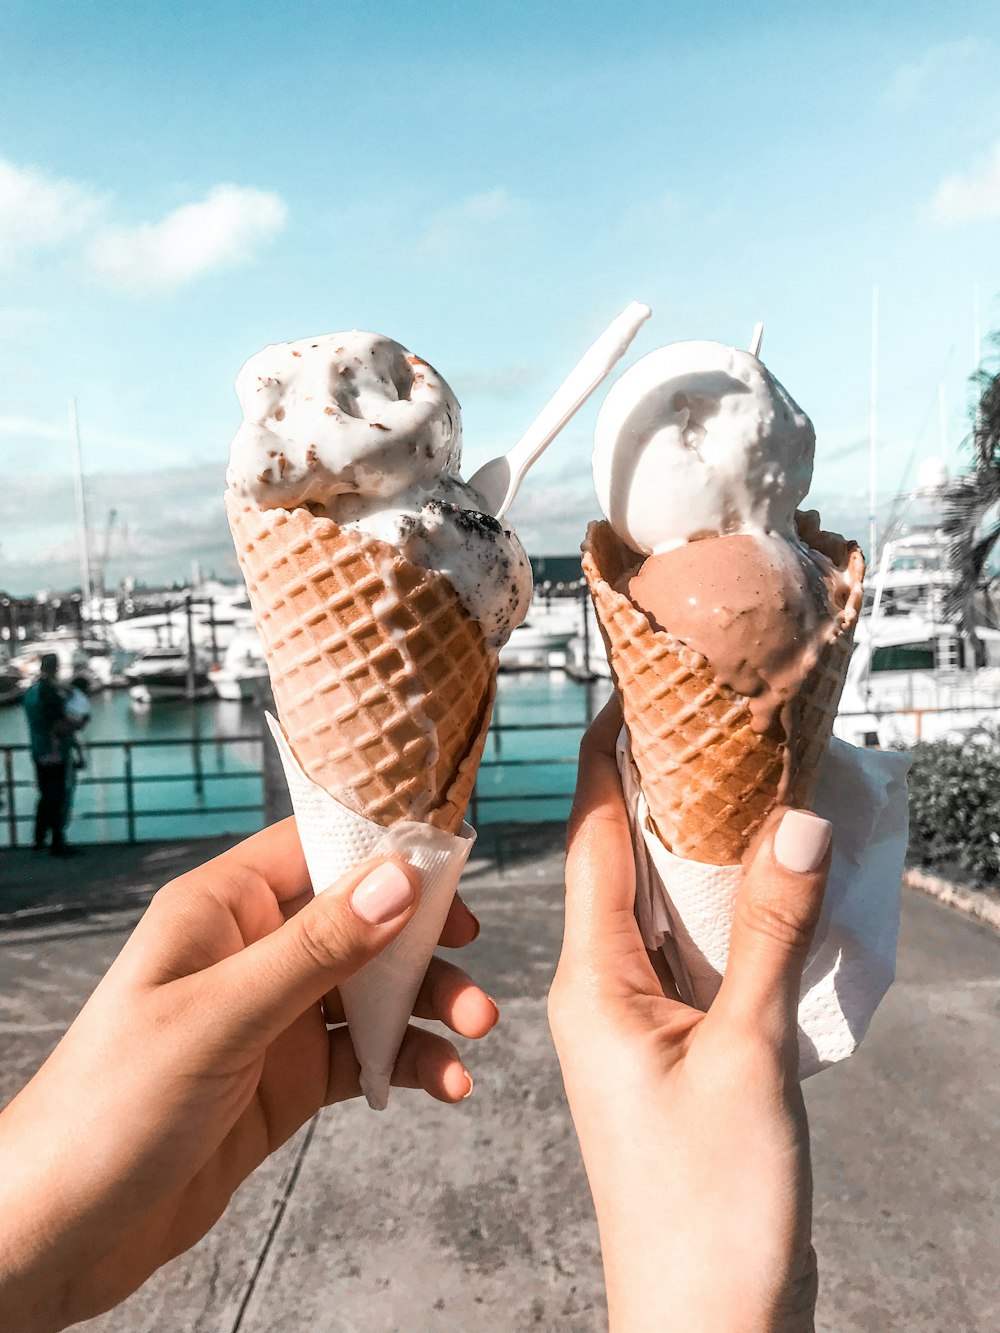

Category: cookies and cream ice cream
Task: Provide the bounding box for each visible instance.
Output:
[227,331,532,651]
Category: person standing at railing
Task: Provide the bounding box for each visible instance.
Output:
[21,653,83,858]
[60,675,92,843]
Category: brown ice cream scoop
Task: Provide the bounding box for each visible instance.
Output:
[583,512,865,864]
[618,528,852,737]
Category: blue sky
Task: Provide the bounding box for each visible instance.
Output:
[1,0,998,592]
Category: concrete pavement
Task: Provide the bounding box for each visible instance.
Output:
[1,829,997,1332]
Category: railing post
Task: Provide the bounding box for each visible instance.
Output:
[4,748,16,848]
[124,742,136,843]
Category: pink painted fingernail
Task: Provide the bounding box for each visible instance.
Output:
[461,1071,474,1099]
[774,811,832,873]
[351,863,415,924]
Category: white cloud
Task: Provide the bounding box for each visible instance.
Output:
[418,187,522,256]
[883,38,984,109]
[928,141,1000,227]
[0,412,180,468]
[85,184,287,294]
[0,157,104,266]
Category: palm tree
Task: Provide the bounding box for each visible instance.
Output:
[943,339,1000,665]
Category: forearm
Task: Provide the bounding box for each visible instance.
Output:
[581,1141,817,1333]
[0,1085,133,1333]
[601,1234,817,1333]
[0,1137,76,1333]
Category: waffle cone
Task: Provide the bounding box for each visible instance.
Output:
[226,494,494,834]
[582,515,865,865]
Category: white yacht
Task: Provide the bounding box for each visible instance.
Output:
[211,629,270,701]
[500,597,580,671]
[0,656,23,705]
[12,633,117,689]
[834,459,1000,748]
[112,583,255,656]
[124,645,214,699]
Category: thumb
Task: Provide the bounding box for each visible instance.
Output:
[212,857,421,1047]
[711,809,831,1048]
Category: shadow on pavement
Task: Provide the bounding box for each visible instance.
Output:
[0,821,570,929]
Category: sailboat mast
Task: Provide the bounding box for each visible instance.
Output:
[868,285,879,562]
[938,383,948,468]
[69,397,95,617]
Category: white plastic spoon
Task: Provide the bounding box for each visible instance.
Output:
[749,322,764,357]
[467,300,652,519]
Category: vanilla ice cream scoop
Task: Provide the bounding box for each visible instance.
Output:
[593,340,815,555]
[226,331,462,509]
[226,330,532,651]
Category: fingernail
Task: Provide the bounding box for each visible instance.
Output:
[774,810,832,873]
[461,1071,474,1099]
[351,863,415,925]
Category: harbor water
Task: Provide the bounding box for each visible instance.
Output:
[0,672,611,848]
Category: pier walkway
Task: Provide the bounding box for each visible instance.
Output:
[2,829,998,1332]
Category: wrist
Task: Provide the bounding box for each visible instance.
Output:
[597,1208,817,1333]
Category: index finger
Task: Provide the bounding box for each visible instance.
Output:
[562,696,653,988]
[566,694,629,846]
[210,817,311,902]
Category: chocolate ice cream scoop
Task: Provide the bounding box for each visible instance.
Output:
[618,529,851,736]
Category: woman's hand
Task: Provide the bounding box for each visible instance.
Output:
[548,701,831,1333]
[0,818,497,1333]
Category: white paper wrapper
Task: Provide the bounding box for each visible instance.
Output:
[267,715,475,1110]
[618,732,912,1077]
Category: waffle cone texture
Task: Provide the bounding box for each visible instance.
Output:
[226,495,494,833]
[582,514,865,865]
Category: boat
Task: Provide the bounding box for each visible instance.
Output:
[211,629,270,701]
[12,632,117,690]
[0,657,23,706]
[124,645,214,699]
[112,583,255,656]
[834,458,1000,748]
[500,598,580,671]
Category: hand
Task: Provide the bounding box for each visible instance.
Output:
[548,702,831,1333]
[0,818,497,1333]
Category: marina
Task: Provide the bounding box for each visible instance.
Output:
[0,668,609,848]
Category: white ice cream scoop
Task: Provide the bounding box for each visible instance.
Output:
[592,339,815,556]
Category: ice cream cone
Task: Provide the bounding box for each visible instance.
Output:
[227,495,497,1108]
[226,493,495,833]
[582,514,865,865]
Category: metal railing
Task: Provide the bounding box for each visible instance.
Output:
[9,696,1000,850]
[1,733,266,849]
[1,720,589,849]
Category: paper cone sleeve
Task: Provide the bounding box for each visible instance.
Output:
[267,717,474,1109]
[582,514,865,865]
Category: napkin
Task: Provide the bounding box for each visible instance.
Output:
[618,732,911,1077]
[267,715,475,1110]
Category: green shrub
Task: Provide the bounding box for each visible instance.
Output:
[908,732,1000,887]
